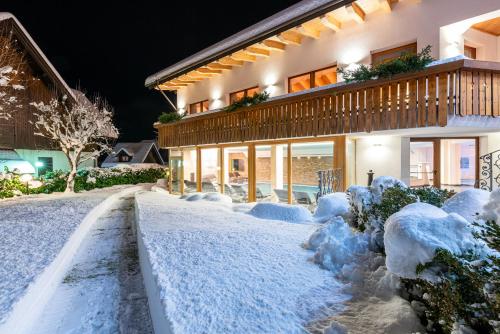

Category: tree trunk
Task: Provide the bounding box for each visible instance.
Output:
[65,164,77,193]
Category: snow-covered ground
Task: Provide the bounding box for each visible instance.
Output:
[136,191,350,333]
[36,192,152,334]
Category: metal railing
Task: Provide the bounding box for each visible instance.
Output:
[316,168,343,200]
[480,149,500,191]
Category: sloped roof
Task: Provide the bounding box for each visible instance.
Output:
[102,140,165,166]
[145,0,352,87]
[0,12,75,100]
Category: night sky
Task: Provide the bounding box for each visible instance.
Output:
[2,1,300,142]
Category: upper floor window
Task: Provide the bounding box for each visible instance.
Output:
[189,100,209,114]
[371,43,417,66]
[288,66,337,93]
[464,45,477,59]
[229,86,259,104]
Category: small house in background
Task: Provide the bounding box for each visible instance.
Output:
[101,140,166,168]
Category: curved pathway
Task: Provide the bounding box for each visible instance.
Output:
[37,193,153,334]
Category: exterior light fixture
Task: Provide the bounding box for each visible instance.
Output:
[35,161,44,167]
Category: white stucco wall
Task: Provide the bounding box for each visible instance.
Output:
[177,0,500,111]
[15,149,96,177]
[353,135,409,186]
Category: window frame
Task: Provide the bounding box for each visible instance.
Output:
[189,99,209,114]
[371,42,418,66]
[464,45,477,59]
[229,86,259,104]
[287,65,337,93]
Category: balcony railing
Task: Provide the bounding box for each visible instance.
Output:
[156,59,500,148]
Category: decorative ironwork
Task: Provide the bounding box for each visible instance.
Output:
[479,150,500,191]
[316,168,343,200]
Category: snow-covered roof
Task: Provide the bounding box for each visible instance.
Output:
[145,0,351,87]
[0,149,21,161]
[101,140,165,166]
[0,12,76,100]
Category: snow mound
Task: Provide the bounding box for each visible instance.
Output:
[151,185,169,193]
[442,189,490,222]
[248,202,312,223]
[306,217,369,272]
[202,192,232,203]
[482,188,500,223]
[385,203,478,279]
[371,176,407,204]
[314,193,350,223]
[184,193,204,201]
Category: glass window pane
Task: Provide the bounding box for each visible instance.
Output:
[440,139,476,192]
[230,91,245,103]
[314,67,337,87]
[202,100,209,111]
[246,87,259,97]
[201,148,220,193]
[372,43,417,65]
[183,148,197,193]
[410,141,434,187]
[256,144,288,202]
[223,146,248,202]
[189,102,201,114]
[169,150,182,194]
[289,73,311,93]
[291,141,334,209]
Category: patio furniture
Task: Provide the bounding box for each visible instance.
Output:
[273,189,290,203]
[184,180,197,192]
[293,191,315,205]
[202,181,218,192]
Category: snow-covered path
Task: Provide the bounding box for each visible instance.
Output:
[36,193,153,334]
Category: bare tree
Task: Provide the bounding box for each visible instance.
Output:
[31,93,118,192]
[0,23,27,119]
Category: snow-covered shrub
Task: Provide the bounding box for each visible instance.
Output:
[0,168,26,198]
[392,194,500,334]
[442,189,490,223]
[347,177,452,251]
[313,192,350,223]
[38,166,166,193]
[482,189,500,224]
[248,202,313,223]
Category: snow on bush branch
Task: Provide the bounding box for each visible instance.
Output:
[31,93,118,192]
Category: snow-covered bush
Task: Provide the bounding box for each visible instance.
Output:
[0,168,25,198]
[389,194,500,333]
[248,202,313,223]
[313,192,350,223]
[442,189,491,223]
[347,177,452,251]
[38,166,166,193]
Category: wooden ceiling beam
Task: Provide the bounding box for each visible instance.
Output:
[206,62,232,70]
[278,30,303,45]
[245,46,271,57]
[231,50,257,62]
[188,70,213,78]
[320,14,342,32]
[180,74,203,82]
[378,0,396,12]
[197,67,222,74]
[218,56,245,66]
[262,39,286,51]
[347,2,365,23]
[170,79,196,85]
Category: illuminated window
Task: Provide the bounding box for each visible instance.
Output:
[288,66,337,93]
[189,100,209,114]
[371,43,417,66]
[464,45,476,59]
[229,86,259,103]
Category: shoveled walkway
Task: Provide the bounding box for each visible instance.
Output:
[37,194,153,334]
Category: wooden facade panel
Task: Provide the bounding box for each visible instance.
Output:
[156,60,500,148]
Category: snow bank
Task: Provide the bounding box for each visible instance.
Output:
[442,189,490,222]
[181,192,232,203]
[305,217,369,272]
[249,202,312,223]
[135,191,348,333]
[482,188,500,223]
[314,193,350,223]
[384,203,480,279]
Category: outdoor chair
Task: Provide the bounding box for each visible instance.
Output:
[183,180,197,193]
[202,181,218,192]
[293,191,315,205]
[273,189,290,203]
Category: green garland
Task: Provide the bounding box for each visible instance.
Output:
[158,111,184,124]
[338,45,434,83]
[224,91,270,112]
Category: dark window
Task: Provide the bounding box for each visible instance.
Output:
[229,86,259,104]
[189,100,209,114]
[118,154,130,162]
[288,66,337,93]
[371,43,418,66]
[231,158,245,172]
[37,157,53,176]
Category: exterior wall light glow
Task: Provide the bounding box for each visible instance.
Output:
[35,161,44,167]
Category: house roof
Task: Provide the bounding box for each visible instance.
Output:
[0,12,75,100]
[102,140,165,166]
[144,0,353,88]
[0,149,21,161]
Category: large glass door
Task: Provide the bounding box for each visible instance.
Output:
[410,139,439,188]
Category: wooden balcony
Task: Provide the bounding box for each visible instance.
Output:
[156,59,500,148]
